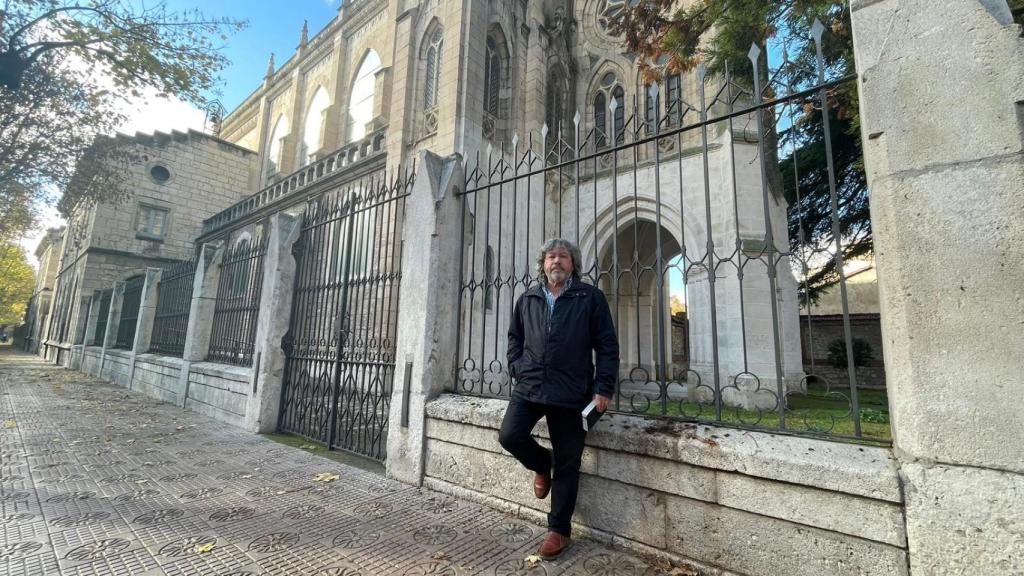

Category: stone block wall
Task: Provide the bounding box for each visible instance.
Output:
[133,355,185,405]
[183,362,251,429]
[100,349,133,388]
[424,394,909,576]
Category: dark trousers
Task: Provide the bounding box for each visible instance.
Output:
[498,397,587,537]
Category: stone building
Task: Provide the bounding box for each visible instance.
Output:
[21,227,64,353]
[212,0,804,410]
[41,130,257,364]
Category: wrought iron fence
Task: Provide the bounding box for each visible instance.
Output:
[278,167,412,461]
[207,235,267,366]
[455,19,887,442]
[114,276,145,349]
[149,260,197,357]
[92,290,112,346]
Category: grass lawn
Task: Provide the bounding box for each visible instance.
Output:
[636,384,891,442]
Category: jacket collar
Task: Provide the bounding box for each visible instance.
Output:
[526,278,586,298]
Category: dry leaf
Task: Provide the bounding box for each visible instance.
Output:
[299,444,317,450]
[525,554,542,566]
[314,473,340,483]
[3,420,16,429]
[194,543,215,554]
[431,551,449,560]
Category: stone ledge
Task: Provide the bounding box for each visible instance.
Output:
[426,394,902,503]
[134,353,186,371]
[189,362,252,382]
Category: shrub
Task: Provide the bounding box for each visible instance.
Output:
[827,337,874,368]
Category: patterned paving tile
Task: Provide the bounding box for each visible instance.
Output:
[0,351,667,576]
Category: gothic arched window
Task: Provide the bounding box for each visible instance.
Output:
[593,72,623,149]
[348,51,382,143]
[266,114,290,178]
[422,26,444,136]
[484,36,500,118]
[301,87,330,165]
[666,74,682,126]
[594,92,608,149]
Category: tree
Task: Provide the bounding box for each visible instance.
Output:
[0,0,245,237]
[0,242,35,326]
[612,0,868,301]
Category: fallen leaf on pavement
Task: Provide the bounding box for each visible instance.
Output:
[525,555,542,566]
[314,473,340,483]
[194,543,215,554]
[3,420,15,429]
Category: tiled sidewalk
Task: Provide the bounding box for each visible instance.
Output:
[0,349,666,575]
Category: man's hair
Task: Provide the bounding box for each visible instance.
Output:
[535,238,583,284]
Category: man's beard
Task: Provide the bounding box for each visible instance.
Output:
[546,268,569,285]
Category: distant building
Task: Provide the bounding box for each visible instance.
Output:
[20,227,64,353]
[40,130,257,363]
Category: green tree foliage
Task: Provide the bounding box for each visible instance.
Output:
[0,0,245,236]
[0,243,35,326]
[612,0,868,301]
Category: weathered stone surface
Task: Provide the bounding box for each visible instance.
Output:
[902,461,1024,576]
[428,403,905,546]
[852,0,1024,474]
[665,495,909,576]
[386,151,465,485]
[428,394,902,502]
[247,212,301,434]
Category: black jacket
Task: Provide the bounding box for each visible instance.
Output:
[507,280,619,409]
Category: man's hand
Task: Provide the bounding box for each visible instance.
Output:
[593,394,612,412]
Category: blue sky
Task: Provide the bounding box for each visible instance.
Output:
[168,0,341,111]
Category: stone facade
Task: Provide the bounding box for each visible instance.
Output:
[41,130,257,360]
[21,227,64,353]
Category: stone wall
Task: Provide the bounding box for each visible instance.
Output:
[133,355,185,405]
[424,394,908,576]
[100,349,133,388]
[183,363,251,430]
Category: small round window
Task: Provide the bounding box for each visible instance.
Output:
[150,164,171,183]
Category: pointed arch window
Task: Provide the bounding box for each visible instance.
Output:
[424,28,443,109]
[266,114,290,178]
[421,26,444,136]
[666,74,682,127]
[594,92,608,149]
[347,50,382,143]
[593,72,623,149]
[301,87,330,165]
[484,36,500,118]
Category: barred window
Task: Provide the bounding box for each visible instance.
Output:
[666,74,682,126]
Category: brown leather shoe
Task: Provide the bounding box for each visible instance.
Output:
[533,472,551,499]
[537,531,571,560]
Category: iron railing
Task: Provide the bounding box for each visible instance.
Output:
[92,290,112,346]
[114,276,145,349]
[278,167,412,461]
[149,260,197,357]
[454,19,887,442]
[200,128,387,236]
[207,236,267,366]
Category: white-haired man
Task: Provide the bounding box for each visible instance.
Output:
[499,238,620,559]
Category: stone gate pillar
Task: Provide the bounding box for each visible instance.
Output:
[178,243,225,407]
[386,151,464,485]
[246,213,302,433]
[851,1,1024,573]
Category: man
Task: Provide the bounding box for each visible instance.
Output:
[499,238,619,560]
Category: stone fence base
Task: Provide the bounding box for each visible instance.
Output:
[70,345,254,431]
[424,394,909,576]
